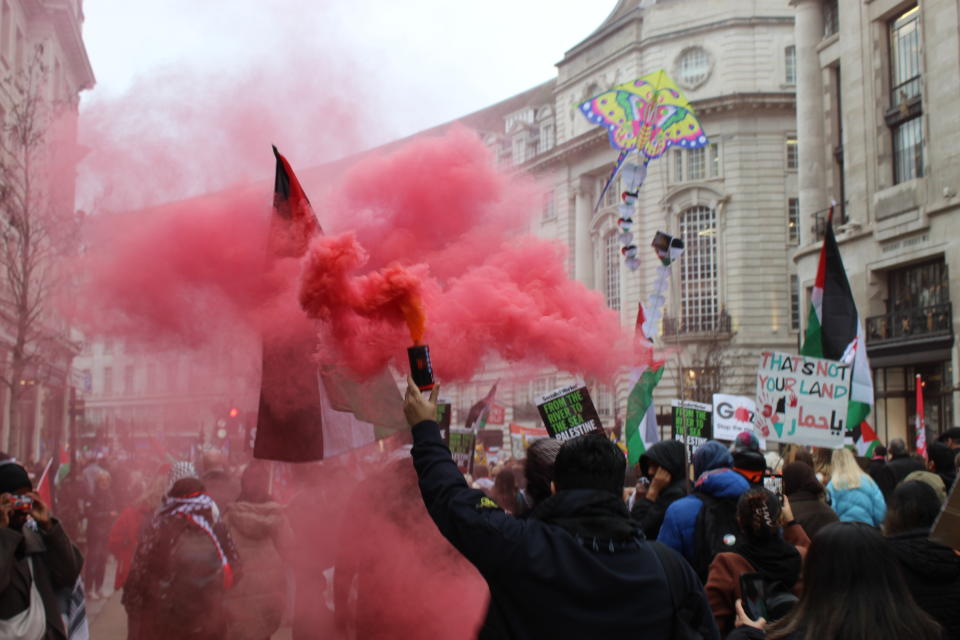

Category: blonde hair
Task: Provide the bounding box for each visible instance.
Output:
[830,447,863,490]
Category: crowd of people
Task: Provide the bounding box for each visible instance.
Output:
[0,393,957,639]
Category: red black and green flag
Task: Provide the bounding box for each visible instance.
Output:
[799,206,878,455]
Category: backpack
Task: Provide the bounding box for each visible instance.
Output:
[650,542,710,640]
[692,491,741,582]
[154,527,225,637]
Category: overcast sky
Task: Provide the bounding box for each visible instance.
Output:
[81,1,615,140]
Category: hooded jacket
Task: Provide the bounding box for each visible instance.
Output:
[630,440,688,540]
[222,501,290,640]
[411,420,720,640]
[657,442,750,565]
[887,529,960,639]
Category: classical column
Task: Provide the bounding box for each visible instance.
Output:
[572,178,595,288]
[794,0,829,240]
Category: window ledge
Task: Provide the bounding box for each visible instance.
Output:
[817,33,840,53]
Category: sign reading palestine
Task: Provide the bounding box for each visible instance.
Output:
[671,399,713,460]
[536,383,604,442]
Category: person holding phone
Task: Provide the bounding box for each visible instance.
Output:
[630,439,688,540]
[705,488,809,635]
[726,522,941,640]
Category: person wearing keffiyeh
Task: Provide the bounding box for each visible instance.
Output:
[122,477,241,640]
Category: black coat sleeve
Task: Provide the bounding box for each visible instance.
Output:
[39,520,83,590]
[410,420,527,578]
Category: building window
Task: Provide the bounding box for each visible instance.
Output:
[823,0,839,38]
[888,6,923,185]
[673,150,684,182]
[786,136,798,170]
[788,198,800,244]
[103,367,113,395]
[785,45,797,84]
[539,123,555,153]
[708,142,721,178]
[679,206,718,331]
[677,47,711,88]
[512,136,525,165]
[542,190,556,221]
[682,367,720,404]
[124,365,135,395]
[604,232,621,311]
[600,176,620,209]
[790,275,801,331]
[687,147,705,180]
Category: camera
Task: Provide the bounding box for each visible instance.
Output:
[11,495,32,512]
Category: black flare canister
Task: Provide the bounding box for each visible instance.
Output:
[408,344,435,391]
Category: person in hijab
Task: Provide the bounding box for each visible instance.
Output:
[781,462,838,539]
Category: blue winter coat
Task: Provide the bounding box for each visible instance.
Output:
[826,474,886,527]
[657,468,750,564]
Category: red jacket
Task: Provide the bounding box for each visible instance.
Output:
[108,505,150,589]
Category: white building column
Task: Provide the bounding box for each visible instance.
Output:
[794,0,828,239]
[572,178,595,288]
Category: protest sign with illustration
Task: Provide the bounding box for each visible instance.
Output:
[449,428,477,474]
[755,351,850,448]
[712,393,763,445]
[509,423,550,458]
[536,383,603,442]
[671,400,712,460]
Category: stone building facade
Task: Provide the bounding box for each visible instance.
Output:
[445,0,802,440]
[792,0,960,445]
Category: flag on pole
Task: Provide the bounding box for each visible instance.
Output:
[36,458,53,508]
[54,445,70,486]
[916,373,927,460]
[254,146,405,462]
[800,205,878,456]
[625,303,665,466]
[465,382,498,431]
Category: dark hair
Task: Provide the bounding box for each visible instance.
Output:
[169,477,206,498]
[553,434,625,496]
[524,438,561,506]
[767,522,941,640]
[873,445,888,458]
[736,488,781,542]
[884,480,942,535]
[927,442,955,474]
[782,461,824,498]
[889,438,908,457]
[239,461,272,504]
[492,468,519,515]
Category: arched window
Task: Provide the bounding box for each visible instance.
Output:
[679,206,718,331]
[604,231,621,311]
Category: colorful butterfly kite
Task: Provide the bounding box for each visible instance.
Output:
[579,70,708,269]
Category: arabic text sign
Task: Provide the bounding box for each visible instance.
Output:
[755,351,850,448]
[671,400,713,460]
[536,384,603,442]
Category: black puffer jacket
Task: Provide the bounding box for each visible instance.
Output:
[878,455,924,501]
[631,440,689,540]
[887,528,960,639]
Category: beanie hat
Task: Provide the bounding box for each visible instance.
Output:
[733,431,761,453]
[167,461,197,491]
[0,459,32,494]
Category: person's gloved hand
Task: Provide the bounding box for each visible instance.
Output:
[404,375,440,427]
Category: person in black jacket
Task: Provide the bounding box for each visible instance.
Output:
[885,480,960,639]
[866,445,887,487]
[404,377,720,640]
[781,462,837,540]
[877,438,923,502]
[630,439,688,539]
[927,441,957,491]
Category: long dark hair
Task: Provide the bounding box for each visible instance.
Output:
[767,522,941,640]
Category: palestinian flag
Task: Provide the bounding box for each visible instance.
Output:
[799,206,878,456]
[254,147,405,462]
[625,303,665,466]
[465,382,498,431]
[54,446,70,486]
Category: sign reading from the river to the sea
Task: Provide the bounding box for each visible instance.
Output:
[536,383,604,442]
[671,400,713,460]
[755,351,850,448]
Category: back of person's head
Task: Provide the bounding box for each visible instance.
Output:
[829,447,862,490]
[873,445,888,459]
[736,488,781,543]
[941,427,960,445]
[492,467,519,514]
[524,438,561,506]
[885,480,942,535]
[901,470,946,503]
[693,440,733,478]
[927,441,954,474]
[889,438,908,457]
[782,461,823,497]
[767,522,941,640]
[239,460,272,504]
[0,454,31,495]
[554,434,625,496]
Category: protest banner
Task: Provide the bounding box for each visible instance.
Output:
[509,423,550,458]
[449,427,477,475]
[477,428,504,449]
[755,351,850,448]
[487,404,506,425]
[671,400,712,460]
[437,401,452,444]
[712,394,764,446]
[536,383,604,442]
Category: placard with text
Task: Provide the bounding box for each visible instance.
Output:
[671,400,713,460]
[755,351,850,448]
[449,427,477,475]
[535,384,604,442]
